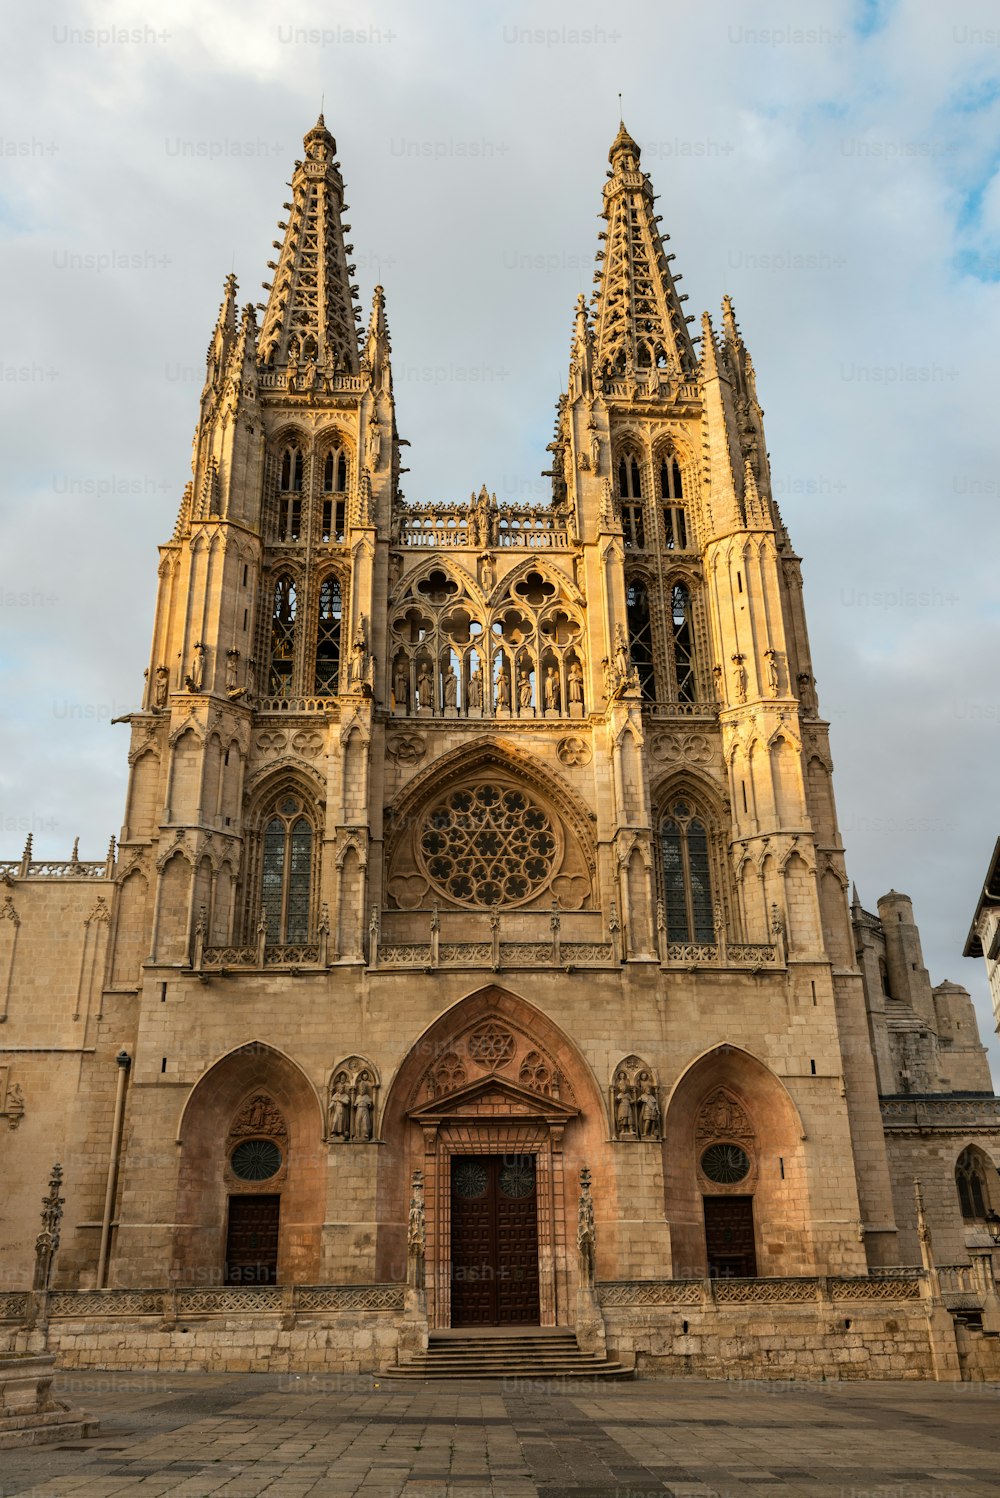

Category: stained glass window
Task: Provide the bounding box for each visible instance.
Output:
[660,803,714,942]
[260,798,312,942]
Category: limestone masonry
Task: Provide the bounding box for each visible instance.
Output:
[2,117,998,1381]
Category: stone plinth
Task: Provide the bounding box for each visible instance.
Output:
[0,1354,98,1449]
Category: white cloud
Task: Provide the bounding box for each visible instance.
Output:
[1,0,998,1074]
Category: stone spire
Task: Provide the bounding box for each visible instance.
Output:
[257,115,362,374]
[591,123,697,382]
[203,273,239,395]
[363,283,392,393]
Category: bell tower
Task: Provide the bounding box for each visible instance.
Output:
[118,116,399,973]
[548,122,898,1260]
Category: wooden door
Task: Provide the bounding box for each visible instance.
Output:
[704,1194,757,1278]
[225,1194,280,1285]
[450,1156,540,1326]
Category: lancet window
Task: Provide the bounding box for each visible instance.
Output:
[321,443,349,544]
[260,795,313,943]
[389,565,585,719]
[314,575,343,694]
[956,1147,992,1221]
[670,582,696,701]
[659,453,688,550]
[617,452,645,550]
[625,577,656,700]
[268,577,297,697]
[660,798,714,943]
[278,445,304,542]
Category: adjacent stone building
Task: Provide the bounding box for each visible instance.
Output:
[1,118,997,1377]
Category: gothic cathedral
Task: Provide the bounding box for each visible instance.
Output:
[3,118,999,1379]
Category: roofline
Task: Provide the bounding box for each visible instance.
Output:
[963,835,1000,958]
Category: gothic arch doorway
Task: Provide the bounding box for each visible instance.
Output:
[663,1045,812,1279]
[174,1042,325,1286]
[377,986,609,1328]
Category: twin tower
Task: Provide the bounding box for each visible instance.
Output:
[3,116,912,1315]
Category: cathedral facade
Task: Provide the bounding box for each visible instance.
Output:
[2,118,999,1378]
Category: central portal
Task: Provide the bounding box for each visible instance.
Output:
[450,1155,540,1326]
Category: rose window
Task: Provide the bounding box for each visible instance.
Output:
[468,1023,516,1067]
[230,1140,282,1182]
[700,1143,751,1185]
[418,785,558,906]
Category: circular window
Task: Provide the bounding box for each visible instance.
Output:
[452,1160,488,1199]
[701,1143,751,1185]
[418,783,559,906]
[230,1139,282,1181]
[499,1158,536,1199]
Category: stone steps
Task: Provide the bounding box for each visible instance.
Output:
[383,1330,633,1381]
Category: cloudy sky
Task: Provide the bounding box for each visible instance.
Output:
[1,0,998,1071]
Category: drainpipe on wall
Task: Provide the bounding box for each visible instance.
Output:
[96,1049,131,1289]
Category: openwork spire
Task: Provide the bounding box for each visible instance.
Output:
[257,116,362,374]
[591,123,696,382]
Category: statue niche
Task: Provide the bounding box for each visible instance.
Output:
[610,1055,661,1141]
[327,1056,380,1143]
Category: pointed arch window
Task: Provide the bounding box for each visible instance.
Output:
[314,575,343,694]
[661,799,714,942]
[261,795,312,943]
[269,577,297,697]
[617,453,645,549]
[626,578,656,700]
[322,444,348,543]
[670,582,696,702]
[660,454,688,550]
[278,445,304,541]
[956,1147,993,1221]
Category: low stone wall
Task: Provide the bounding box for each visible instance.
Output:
[3,1276,999,1381]
[1,1285,404,1376]
[50,1314,400,1375]
[598,1275,997,1382]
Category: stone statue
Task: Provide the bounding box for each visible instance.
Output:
[732,656,747,705]
[589,424,601,473]
[349,618,369,687]
[480,552,496,592]
[154,666,169,709]
[417,661,433,710]
[577,1166,596,1289]
[468,665,483,709]
[496,665,511,710]
[613,626,630,688]
[639,1082,660,1139]
[188,643,205,693]
[615,1082,635,1138]
[518,670,533,710]
[366,416,381,470]
[765,650,779,696]
[393,659,408,710]
[329,1077,352,1140]
[353,1080,373,1142]
[443,662,458,708]
[544,666,560,713]
[568,660,584,706]
[225,650,239,693]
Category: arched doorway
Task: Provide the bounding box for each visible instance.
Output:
[174,1042,325,1286]
[377,986,610,1328]
[664,1045,813,1279]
